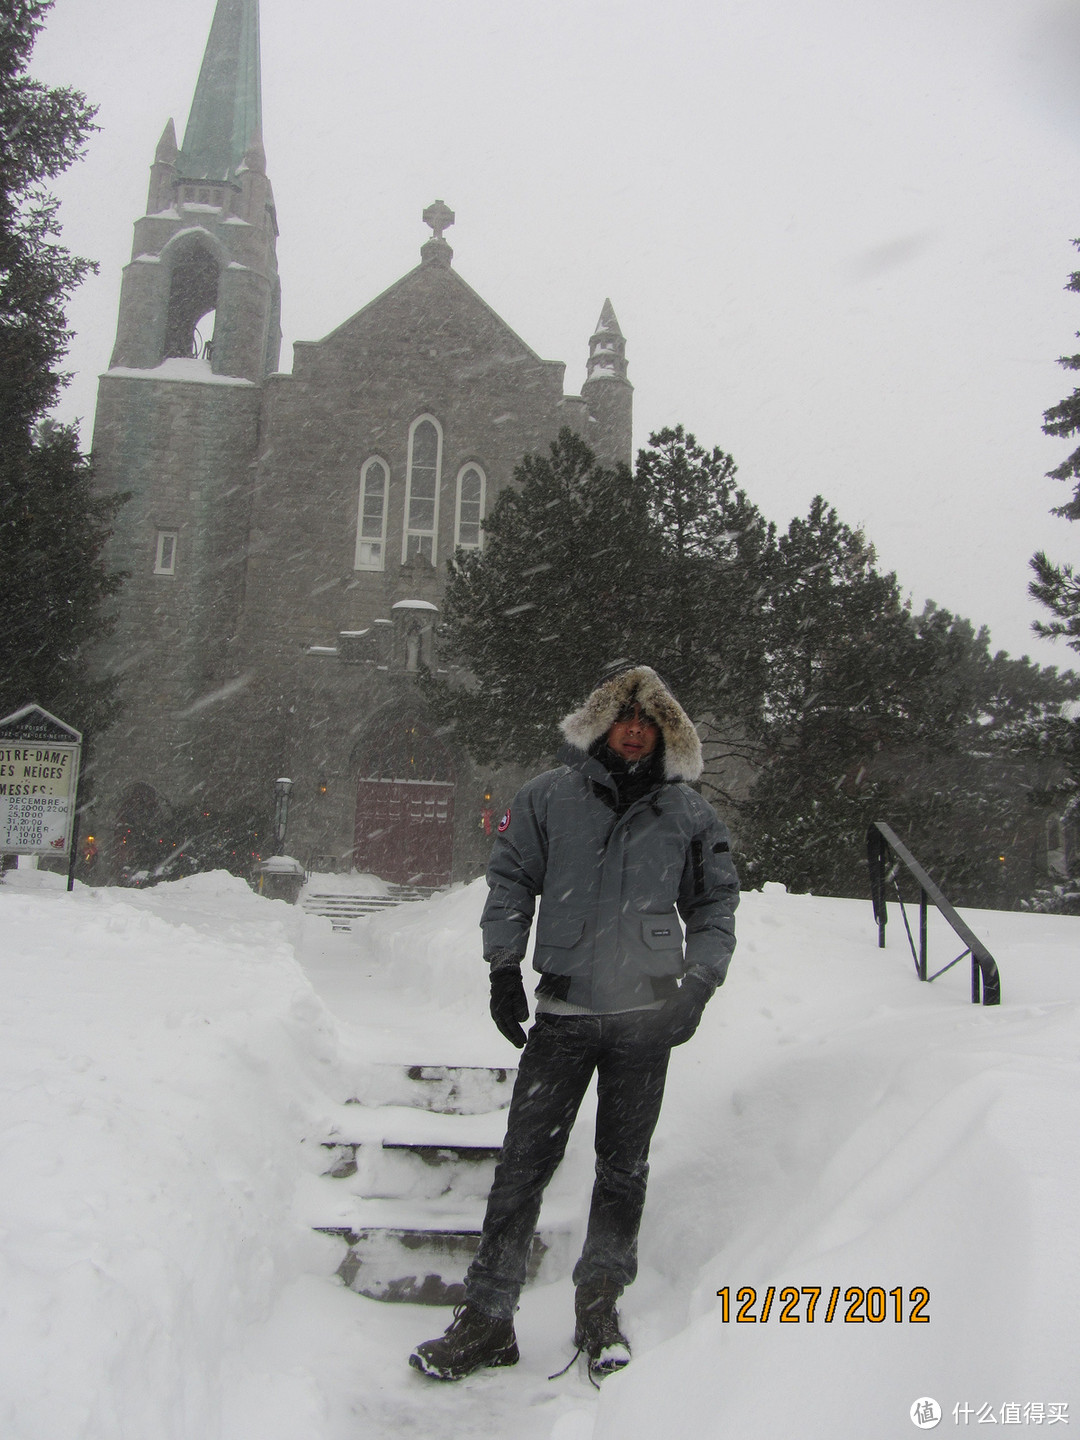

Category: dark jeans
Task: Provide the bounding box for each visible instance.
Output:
[464,1011,672,1320]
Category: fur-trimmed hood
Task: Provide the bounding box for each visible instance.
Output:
[559,665,704,783]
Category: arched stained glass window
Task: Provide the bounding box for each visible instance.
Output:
[455,464,485,549]
[403,417,442,564]
[355,457,389,570]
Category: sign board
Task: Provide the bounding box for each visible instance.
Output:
[0,705,82,856]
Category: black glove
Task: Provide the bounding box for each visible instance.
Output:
[654,972,715,1048]
[489,962,529,1048]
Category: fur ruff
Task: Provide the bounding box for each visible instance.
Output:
[560,666,703,782]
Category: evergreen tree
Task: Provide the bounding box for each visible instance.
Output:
[0,0,123,737]
[0,1,96,438]
[910,604,1078,749]
[634,426,771,784]
[430,430,656,767]
[0,420,125,727]
[1024,241,1080,909]
[1029,240,1080,653]
[738,497,921,894]
[1017,711,1080,915]
[888,607,1079,908]
[741,542,1080,906]
[1039,241,1080,525]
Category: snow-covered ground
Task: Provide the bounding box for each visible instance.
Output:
[0,866,1076,1439]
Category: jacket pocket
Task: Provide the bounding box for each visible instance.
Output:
[534,911,587,976]
[634,913,685,976]
[536,912,586,948]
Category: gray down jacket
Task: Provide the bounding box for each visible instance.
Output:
[480,666,740,1013]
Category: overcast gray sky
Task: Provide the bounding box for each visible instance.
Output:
[32,0,1080,668]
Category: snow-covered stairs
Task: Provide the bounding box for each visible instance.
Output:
[311,1064,573,1304]
[300,884,432,931]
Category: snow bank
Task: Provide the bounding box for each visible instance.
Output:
[595,895,1080,1440]
[349,879,492,1013]
[0,870,344,1440]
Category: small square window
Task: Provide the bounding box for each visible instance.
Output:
[154,531,178,575]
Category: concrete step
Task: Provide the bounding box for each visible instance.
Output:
[322,1103,507,1195]
[345,1063,516,1115]
[313,1196,574,1306]
[323,1140,501,1200]
[300,894,400,930]
[329,1227,554,1306]
[300,884,434,931]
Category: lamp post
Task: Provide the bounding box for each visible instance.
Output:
[273,776,293,852]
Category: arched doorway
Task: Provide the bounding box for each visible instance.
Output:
[353,711,456,886]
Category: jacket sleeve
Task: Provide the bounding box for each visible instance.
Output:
[480,776,551,960]
[676,796,740,988]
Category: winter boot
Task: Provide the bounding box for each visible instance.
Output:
[409,1303,519,1381]
[574,1278,631,1381]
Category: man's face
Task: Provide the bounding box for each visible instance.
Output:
[605,703,660,762]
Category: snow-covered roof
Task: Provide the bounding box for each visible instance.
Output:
[391,599,439,612]
[256,855,303,873]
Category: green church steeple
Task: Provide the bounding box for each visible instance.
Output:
[177,0,262,182]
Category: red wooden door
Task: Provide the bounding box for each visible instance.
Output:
[353,779,455,887]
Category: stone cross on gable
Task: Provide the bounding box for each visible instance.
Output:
[423,200,455,241]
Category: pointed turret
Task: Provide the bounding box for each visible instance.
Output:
[584,299,629,383]
[176,0,262,183]
[155,118,178,165]
[146,119,178,214]
[581,299,632,465]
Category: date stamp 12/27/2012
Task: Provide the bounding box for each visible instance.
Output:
[716,1285,930,1324]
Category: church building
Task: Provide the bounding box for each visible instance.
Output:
[88,0,633,887]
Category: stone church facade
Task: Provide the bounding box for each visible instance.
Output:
[88,0,632,886]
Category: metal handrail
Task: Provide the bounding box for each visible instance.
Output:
[867,821,1001,1006]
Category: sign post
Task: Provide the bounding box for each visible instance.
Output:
[0,706,83,883]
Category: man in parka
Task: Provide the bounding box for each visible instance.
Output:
[410,664,739,1383]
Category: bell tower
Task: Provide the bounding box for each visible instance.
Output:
[89,0,277,851]
[108,0,279,381]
